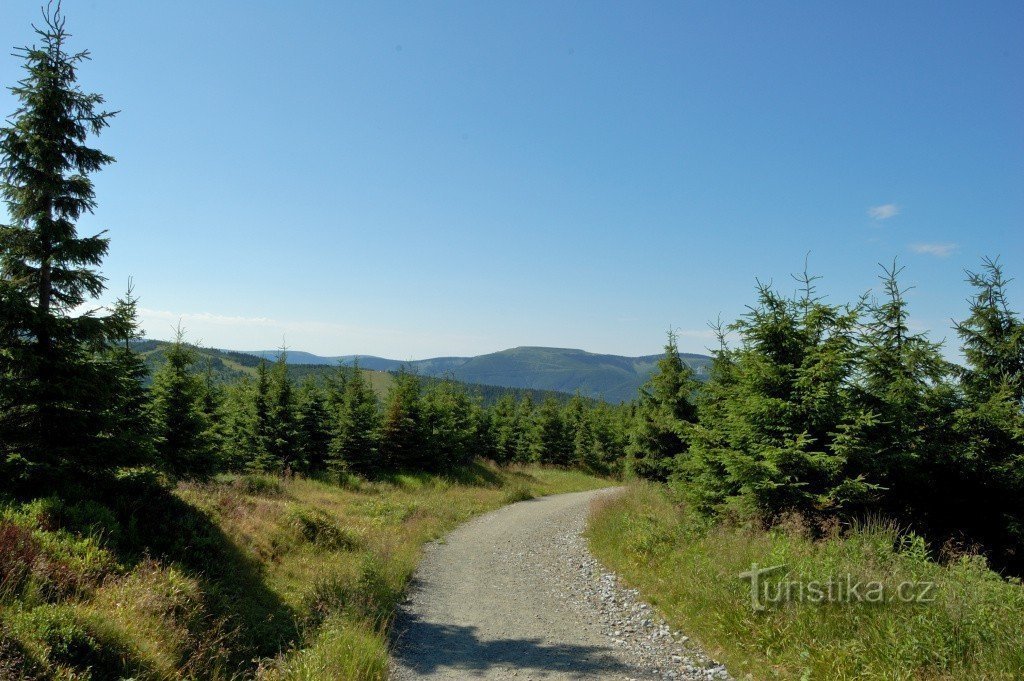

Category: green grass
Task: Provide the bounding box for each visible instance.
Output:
[587,483,1024,681]
[0,462,611,680]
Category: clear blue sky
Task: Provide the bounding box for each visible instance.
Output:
[1,1,1021,359]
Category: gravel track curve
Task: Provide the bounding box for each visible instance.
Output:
[390,488,730,680]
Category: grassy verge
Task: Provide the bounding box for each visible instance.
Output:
[0,462,610,680]
[587,483,1024,681]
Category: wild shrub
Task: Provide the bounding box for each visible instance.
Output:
[239,474,285,497]
[501,484,535,504]
[287,509,361,551]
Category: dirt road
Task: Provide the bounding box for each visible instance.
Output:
[390,488,729,680]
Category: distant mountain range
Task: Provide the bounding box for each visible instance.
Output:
[245,346,713,403]
[133,341,578,406]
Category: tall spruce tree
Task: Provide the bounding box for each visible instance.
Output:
[489,393,520,464]
[951,258,1024,569]
[296,377,331,474]
[379,368,424,470]
[422,379,477,471]
[150,331,217,480]
[843,263,957,520]
[514,394,537,463]
[329,363,380,476]
[564,392,598,470]
[533,396,571,465]
[267,350,297,469]
[684,277,865,518]
[0,5,121,486]
[101,283,155,466]
[244,360,277,472]
[956,258,1024,403]
[626,331,699,481]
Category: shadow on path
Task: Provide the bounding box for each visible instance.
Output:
[392,614,644,679]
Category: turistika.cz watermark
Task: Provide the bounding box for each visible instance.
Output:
[738,563,936,611]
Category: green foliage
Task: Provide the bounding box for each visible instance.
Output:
[421,379,478,471]
[4,603,145,679]
[627,331,700,481]
[296,378,332,474]
[532,396,571,465]
[99,284,157,467]
[286,508,361,551]
[378,369,424,470]
[683,273,866,518]
[636,259,1024,574]
[330,363,380,476]
[268,350,299,469]
[0,6,133,491]
[150,330,218,481]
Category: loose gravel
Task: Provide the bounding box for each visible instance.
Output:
[390,488,731,680]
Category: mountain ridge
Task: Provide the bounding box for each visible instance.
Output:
[244,345,713,403]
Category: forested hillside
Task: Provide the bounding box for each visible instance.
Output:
[247,346,714,403]
[137,340,586,407]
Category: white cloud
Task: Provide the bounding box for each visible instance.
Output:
[139,308,277,327]
[868,203,900,221]
[909,242,958,258]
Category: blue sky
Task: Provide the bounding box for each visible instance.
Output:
[1,1,1021,359]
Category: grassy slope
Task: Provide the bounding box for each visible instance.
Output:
[0,464,610,680]
[588,484,1024,681]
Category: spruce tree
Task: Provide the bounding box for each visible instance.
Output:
[100,283,155,467]
[533,396,571,465]
[0,6,120,486]
[514,394,538,463]
[844,263,956,520]
[221,377,254,471]
[422,379,476,471]
[296,378,332,474]
[684,276,865,518]
[626,331,699,481]
[246,360,277,471]
[956,258,1024,403]
[329,362,380,476]
[951,258,1024,569]
[150,331,217,480]
[564,392,598,470]
[379,368,424,470]
[198,360,227,455]
[489,393,520,464]
[267,350,297,469]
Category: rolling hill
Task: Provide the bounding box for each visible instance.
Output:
[247,346,713,403]
[133,341,582,406]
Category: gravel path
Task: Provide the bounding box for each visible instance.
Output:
[390,488,731,680]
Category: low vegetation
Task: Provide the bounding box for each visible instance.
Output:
[0,463,609,679]
[589,484,1024,680]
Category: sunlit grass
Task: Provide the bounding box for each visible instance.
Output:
[587,483,1024,681]
[0,462,611,679]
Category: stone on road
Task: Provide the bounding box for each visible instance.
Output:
[390,488,730,680]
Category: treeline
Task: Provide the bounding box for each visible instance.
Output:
[148,339,631,481]
[628,262,1024,573]
[136,339,585,407]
